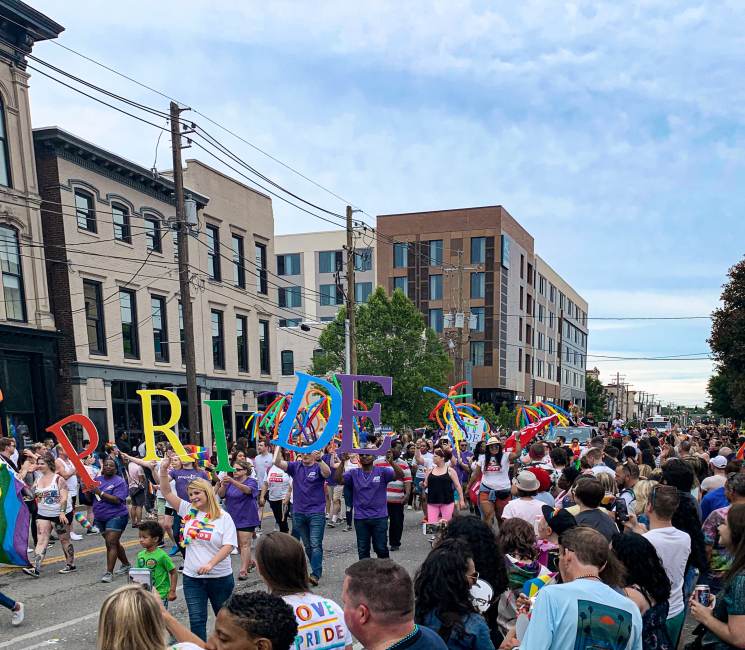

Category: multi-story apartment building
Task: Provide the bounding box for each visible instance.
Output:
[537,257,589,410]
[0,3,63,443]
[34,130,277,447]
[274,230,376,392]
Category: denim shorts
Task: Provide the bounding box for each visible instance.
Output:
[94,514,129,532]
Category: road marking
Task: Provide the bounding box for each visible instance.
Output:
[0,540,141,575]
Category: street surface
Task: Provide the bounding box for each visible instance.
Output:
[0,510,429,649]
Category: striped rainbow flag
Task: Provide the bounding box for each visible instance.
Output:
[0,463,30,567]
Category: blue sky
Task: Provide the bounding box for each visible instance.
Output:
[29,1,743,405]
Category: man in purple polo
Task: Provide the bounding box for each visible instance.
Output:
[274,449,330,584]
[334,446,404,559]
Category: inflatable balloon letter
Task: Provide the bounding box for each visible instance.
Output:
[138,389,192,462]
[45,414,100,490]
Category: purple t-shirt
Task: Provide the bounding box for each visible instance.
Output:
[455,450,473,485]
[92,474,129,521]
[343,466,395,520]
[223,477,260,528]
[286,461,327,514]
[169,468,210,500]
[323,453,337,486]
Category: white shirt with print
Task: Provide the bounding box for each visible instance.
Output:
[177,500,237,579]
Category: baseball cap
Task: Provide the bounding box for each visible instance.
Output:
[541,505,577,536]
[711,455,728,469]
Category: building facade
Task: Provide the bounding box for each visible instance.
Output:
[274,230,376,392]
[34,130,277,447]
[0,3,63,444]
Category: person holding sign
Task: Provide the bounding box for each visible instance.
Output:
[159,454,237,641]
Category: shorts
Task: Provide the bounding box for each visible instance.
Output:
[129,487,146,507]
[414,477,425,495]
[165,507,176,517]
[94,514,129,532]
[78,490,94,507]
[479,485,511,502]
[332,485,344,500]
[37,513,71,534]
[156,497,167,516]
[236,526,256,533]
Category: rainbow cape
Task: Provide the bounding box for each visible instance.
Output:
[0,463,30,566]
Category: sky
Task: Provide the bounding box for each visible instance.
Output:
[27,1,744,406]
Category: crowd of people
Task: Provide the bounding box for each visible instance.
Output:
[1,416,745,649]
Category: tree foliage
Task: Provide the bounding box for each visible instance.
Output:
[585,373,609,420]
[708,257,745,420]
[311,287,452,429]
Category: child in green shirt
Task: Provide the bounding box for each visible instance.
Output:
[136,521,177,607]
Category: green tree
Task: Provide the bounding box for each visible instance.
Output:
[495,403,514,432]
[476,402,499,431]
[311,287,452,429]
[708,257,745,421]
[585,373,609,420]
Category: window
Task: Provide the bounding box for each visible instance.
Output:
[281,350,294,376]
[320,316,334,322]
[428,308,443,333]
[470,307,484,333]
[549,285,556,303]
[527,294,533,316]
[232,234,245,288]
[144,217,161,253]
[537,359,544,377]
[320,284,343,306]
[259,319,270,374]
[211,309,225,370]
[520,286,524,310]
[112,203,131,243]
[0,99,10,187]
[539,275,546,296]
[527,263,533,285]
[355,282,372,303]
[429,274,443,300]
[236,315,248,372]
[83,279,106,354]
[549,311,555,328]
[178,302,185,361]
[525,353,532,375]
[520,255,524,279]
[548,363,554,380]
[538,304,544,323]
[278,286,302,308]
[255,243,268,294]
[0,225,25,321]
[560,293,565,310]
[470,272,485,299]
[75,190,96,232]
[470,341,485,366]
[319,250,343,274]
[279,318,301,328]
[470,237,485,264]
[393,243,408,268]
[428,240,443,267]
[518,317,523,341]
[518,348,522,372]
[526,323,532,345]
[354,248,372,272]
[119,289,138,359]
[548,337,554,354]
[393,276,407,296]
[151,295,169,362]
[538,332,544,350]
[277,253,300,276]
[206,225,221,281]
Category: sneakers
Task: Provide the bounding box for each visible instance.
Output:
[11,602,24,627]
[177,565,184,573]
[327,521,336,529]
[70,532,83,541]
[89,526,100,534]
[100,572,113,583]
[345,525,352,532]
[113,564,131,576]
[309,574,319,586]
[22,567,39,579]
[168,545,181,557]
[390,545,401,552]
[58,564,76,574]
[406,505,413,510]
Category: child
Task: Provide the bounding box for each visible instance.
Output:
[135,521,177,607]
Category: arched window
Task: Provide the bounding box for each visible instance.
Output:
[74,189,96,232]
[112,202,131,243]
[0,225,25,321]
[0,98,11,188]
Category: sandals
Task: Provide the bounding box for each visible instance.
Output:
[238,571,249,581]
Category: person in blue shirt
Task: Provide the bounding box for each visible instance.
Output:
[414,538,495,650]
[520,526,642,650]
[702,485,729,522]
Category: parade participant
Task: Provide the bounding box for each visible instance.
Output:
[22,454,75,578]
[0,591,23,627]
[169,454,210,559]
[572,476,619,541]
[536,506,577,571]
[255,531,353,650]
[373,442,412,551]
[423,448,465,524]
[334,445,404,559]
[470,436,521,526]
[253,439,274,488]
[216,459,259,580]
[54,444,82,541]
[611,533,674,650]
[342,452,360,531]
[159,455,237,641]
[701,459,737,521]
[77,454,101,534]
[414,538,495,649]
[136,521,177,607]
[259,450,292,533]
[92,457,131,582]
[274,449,330,584]
[585,447,616,477]
[97,585,203,650]
[414,439,434,513]
[616,461,639,511]
[126,452,147,528]
[323,443,342,527]
[0,437,18,471]
[343,558,447,650]
[689,503,745,648]
[454,439,473,489]
[502,470,545,525]
[520,527,643,649]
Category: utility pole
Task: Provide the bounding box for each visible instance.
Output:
[345,205,357,378]
[444,250,479,382]
[170,102,200,446]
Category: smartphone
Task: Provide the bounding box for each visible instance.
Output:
[128,567,153,591]
[614,498,629,525]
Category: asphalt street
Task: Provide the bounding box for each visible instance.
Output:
[0,509,431,649]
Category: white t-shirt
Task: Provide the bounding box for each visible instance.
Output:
[177,499,238,579]
[416,452,433,479]
[502,497,545,525]
[476,452,511,491]
[591,464,616,478]
[265,466,292,501]
[643,526,691,618]
[254,452,274,485]
[170,644,203,650]
[283,592,352,650]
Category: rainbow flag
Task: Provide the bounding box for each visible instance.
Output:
[0,463,30,567]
